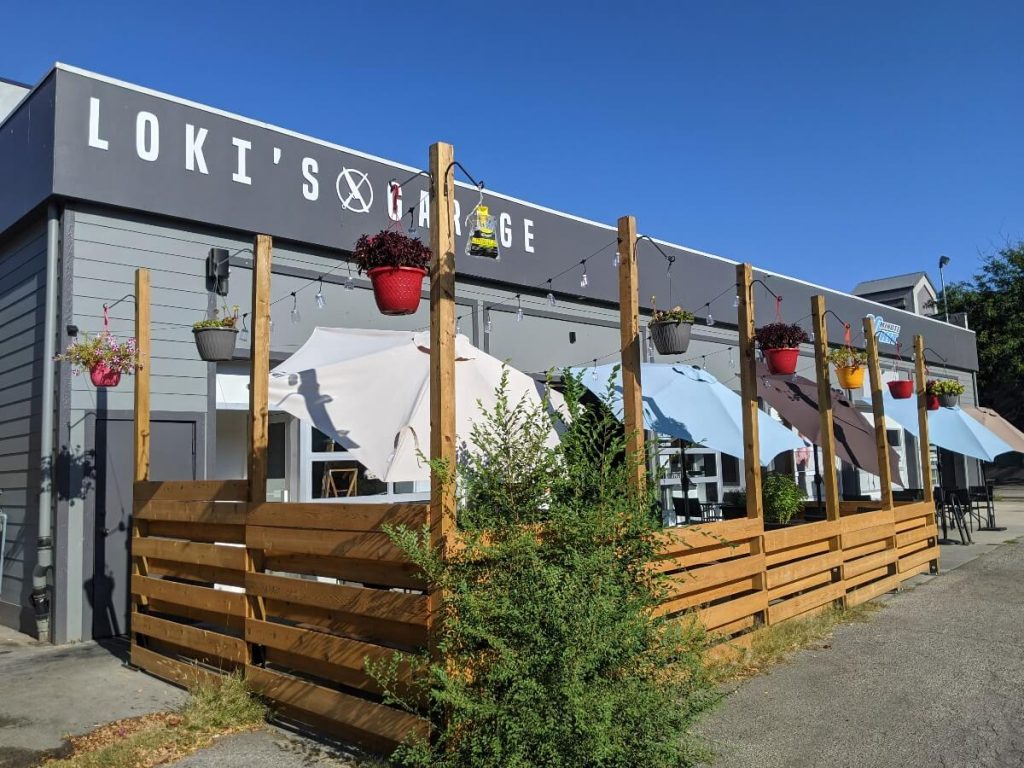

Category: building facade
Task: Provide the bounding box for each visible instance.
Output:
[0,64,981,643]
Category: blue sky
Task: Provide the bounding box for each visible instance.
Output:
[4,1,1021,291]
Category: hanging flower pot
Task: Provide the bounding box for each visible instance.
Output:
[927,394,941,411]
[648,304,695,355]
[352,230,432,317]
[192,305,240,362]
[90,362,121,387]
[56,331,138,389]
[755,323,809,376]
[931,379,965,408]
[888,380,914,399]
[367,266,428,315]
[827,347,867,390]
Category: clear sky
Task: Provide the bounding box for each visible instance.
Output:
[3,1,1021,291]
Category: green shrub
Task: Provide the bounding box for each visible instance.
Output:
[372,369,716,767]
[761,472,807,524]
[930,379,965,396]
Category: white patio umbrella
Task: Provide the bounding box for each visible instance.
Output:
[268,328,561,483]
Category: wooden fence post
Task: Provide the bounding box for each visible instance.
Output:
[810,297,841,522]
[736,264,762,520]
[617,216,645,494]
[131,269,152,633]
[914,334,939,574]
[428,142,457,651]
[863,317,894,509]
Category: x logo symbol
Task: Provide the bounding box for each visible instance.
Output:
[335,168,374,213]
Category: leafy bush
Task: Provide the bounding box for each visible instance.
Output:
[930,379,965,396]
[55,332,138,375]
[193,304,239,330]
[352,230,432,273]
[723,489,747,508]
[761,472,807,524]
[826,347,867,368]
[755,322,809,350]
[372,369,716,768]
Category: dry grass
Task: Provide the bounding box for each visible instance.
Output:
[44,672,266,768]
[707,602,882,682]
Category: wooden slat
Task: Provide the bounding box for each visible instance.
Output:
[811,296,841,521]
[248,619,400,693]
[657,576,758,617]
[247,502,427,531]
[133,538,247,570]
[768,581,844,624]
[767,569,833,601]
[844,565,890,590]
[262,599,426,650]
[617,214,646,493]
[895,515,933,533]
[697,590,767,631]
[842,523,895,550]
[131,643,222,689]
[145,520,245,544]
[737,264,764,520]
[763,520,838,552]
[133,612,246,663]
[248,233,272,504]
[765,538,831,568]
[894,500,935,523]
[898,561,931,580]
[263,554,424,590]
[246,665,429,753]
[247,526,407,562]
[247,573,426,626]
[844,548,896,580]
[898,546,939,574]
[765,550,843,590]
[847,573,900,606]
[838,500,885,513]
[134,480,249,503]
[895,526,933,549]
[134,269,151,482]
[656,518,762,554]
[708,614,757,639]
[146,560,245,589]
[653,541,754,573]
[842,538,889,562]
[663,554,765,599]
[135,500,247,525]
[840,508,894,533]
[132,575,247,617]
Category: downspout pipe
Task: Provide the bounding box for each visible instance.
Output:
[33,203,60,642]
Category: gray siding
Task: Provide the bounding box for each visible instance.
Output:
[0,221,46,634]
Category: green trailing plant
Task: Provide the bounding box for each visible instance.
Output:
[754,322,809,350]
[55,332,138,375]
[352,229,432,273]
[761,472,807,524]
[826,347,867,368]
[371,369,716,768]
[723,489,747,508]
[192,304,240,330]
[930,379,965,396]
[650,296,695,325]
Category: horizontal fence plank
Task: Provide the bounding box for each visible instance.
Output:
[839,500,885,514]
[898,546,939,574]
[147,560,246,589]
[133,612,246,664]
[248,502,428,531]
[656,518,762,556]
[658,575,758,617]
[844,548,896,580]
[653,541,754,574]
[842,523,895,551]
[245,665,429,753]
[148,599,245,633]
[895,526,934,550]
[247,619,399,694]
[697,590,767,631]
[262,599,427,650]
[135,500,247,525]
[146,520,246,545]
[133,538,247,571]
[263,554,424,591]
[894,501,936,523]
[844,564,891,590]
[768,581,844,624]
[847,573,900,606]
[663,554,765,599]
[765,538,831,568]
[247,526,407,562]
[135,480,249,503]
[131,642,223,689]
[765,550,843,590]
[132,575,247,617]
[247,573,426,626]
[763,520,838,552]
[767,569,834,602]
[840,509,895,533]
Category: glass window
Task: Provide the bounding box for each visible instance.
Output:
[722,454,740,485]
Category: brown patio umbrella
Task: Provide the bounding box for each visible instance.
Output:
[755,362,901,482]
[962,406,1024,454]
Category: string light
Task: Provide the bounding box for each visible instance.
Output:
[733,295,740,309]
[591,359,598,379]
[612,249,620,268]
[515,294,523,323]
[646,337,655,358]
[239,314,250,343]
[290,292,301,324]
[728,347,735,367]
[704,303,715,327]
[579,260,588,288]
[546,279,555,306]
[315,278,326,310]
[484,310,493,334]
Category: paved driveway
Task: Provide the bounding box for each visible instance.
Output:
[699,538,1024,767]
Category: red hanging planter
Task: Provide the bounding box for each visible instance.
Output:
[926,394,940,411]
[888,380,914,399]
[763,347,800,376]
[367,266,428,316]
[90,362,122,388]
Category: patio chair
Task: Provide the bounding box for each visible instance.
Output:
[672,497,703,524]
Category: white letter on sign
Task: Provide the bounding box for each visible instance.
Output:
[499,212,512,248]
[523,219,535,253]
[302,157,319,201]
[231,138,252,185]
[185,124,208,174]
[88,98,108,151]
[135,111,159,162]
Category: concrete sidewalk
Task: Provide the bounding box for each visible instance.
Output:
[698,504,1024,768]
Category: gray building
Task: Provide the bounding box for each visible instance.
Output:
[0,64,982,643]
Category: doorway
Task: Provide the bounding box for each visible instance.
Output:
[88,416,199,639]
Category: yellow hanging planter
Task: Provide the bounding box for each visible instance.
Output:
[836,365,865,390]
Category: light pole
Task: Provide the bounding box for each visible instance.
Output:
[938,255,950,322]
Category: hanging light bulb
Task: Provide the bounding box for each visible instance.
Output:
[290,292,301,323]
[239,314,250,343]
[484,310,492,334]
[579,261,589,288]
[315,278,326,310]
[345,275,355,290]
[456,318,462,335]
[591,360,599,379]
[705,304,715,326]
[612,250,620,268]
[546,280,555,306]
[407,209,418,237]
[646,337,655,358]
[728,347,735,367]
[733,295,740,308]
[515,295,523,323]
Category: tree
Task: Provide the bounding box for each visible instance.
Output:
[941,241,1024,430]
